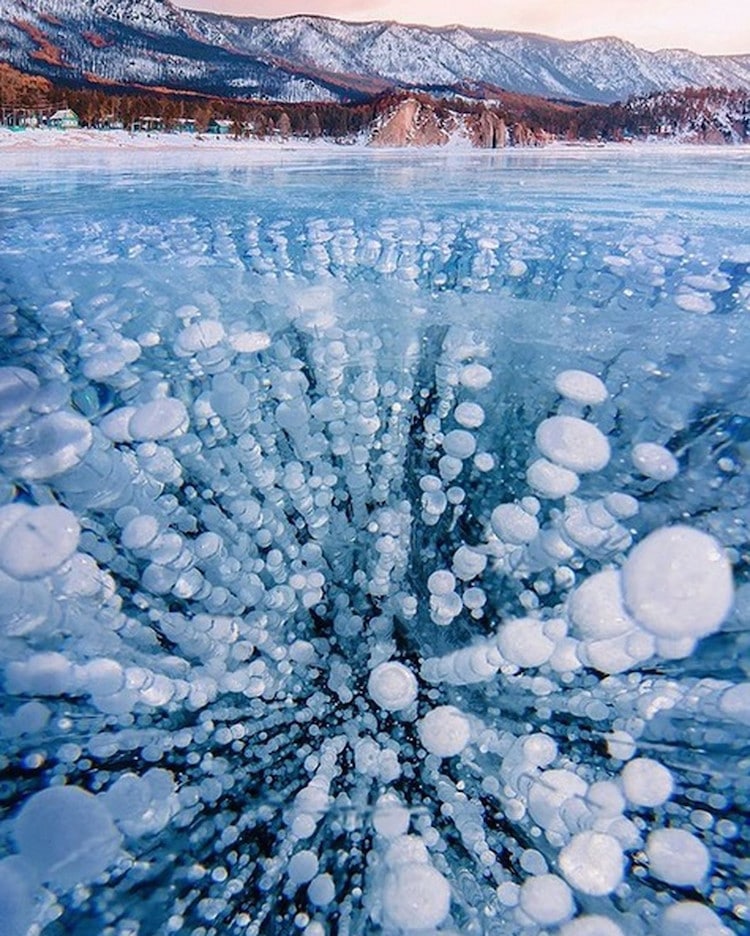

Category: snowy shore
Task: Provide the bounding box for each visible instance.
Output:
[0,126,353,153]
[1,126,745,161]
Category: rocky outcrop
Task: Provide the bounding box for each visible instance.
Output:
[369,97,556,148]
[369,99,455,147]
[466,110,509,148]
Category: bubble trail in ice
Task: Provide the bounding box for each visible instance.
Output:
[0,151,749,935]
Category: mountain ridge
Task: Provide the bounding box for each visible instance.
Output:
[1,0,749,105]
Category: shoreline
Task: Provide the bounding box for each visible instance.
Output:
[0,127,747,166]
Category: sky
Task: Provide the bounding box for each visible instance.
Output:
[178,0,750,55]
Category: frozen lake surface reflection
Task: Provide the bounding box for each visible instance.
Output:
[0,146,749,935]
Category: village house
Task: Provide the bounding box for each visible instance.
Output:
[134,115,164,133]
[174,117,196,133]
[208,118,233,135]
[48,108,79,129]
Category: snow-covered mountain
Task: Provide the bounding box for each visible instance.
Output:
[1,0,749,103]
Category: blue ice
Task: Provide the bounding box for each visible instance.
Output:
[0,145,748,935]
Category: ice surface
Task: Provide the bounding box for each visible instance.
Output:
[0,146,747,935]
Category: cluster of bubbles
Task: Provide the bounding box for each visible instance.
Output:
[0,176,749,936]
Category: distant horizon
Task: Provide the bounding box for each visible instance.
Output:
[177,1,750,56]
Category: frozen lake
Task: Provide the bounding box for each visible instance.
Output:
[0,145,748,935]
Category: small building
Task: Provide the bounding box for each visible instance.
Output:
[208,118,233,135]
[134,116,164,133]
[99,115,124,130]
[48,108,79,129]
[174,118,197,133]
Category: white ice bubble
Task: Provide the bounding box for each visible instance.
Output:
[452,545,487,582]
[719,682,750,726]
[454,401,485,428]
[121,514,160,550]
[621,758,674,808]
[490,503,539,544]
[459,363,492,390]
[496,618,554,668]
[581,631,654,675]
[83,658,125,697]
[175,319,225,354]
[560,916,625,936]
[385,835,429,867]
[496,881,520,907]
[13,786,122,889]
[520,848,548,875]
[554,370,608,406]
[99,406,137,443]
[527,769,588,835]
[0,410,93,480]
[523,734,558,767]
[0,505,80,580]
[0,856,39,936]
[307,873,335,907]
[442,429,477,460]
[129,398,189,441]
[655,635,697,661]
[427,569,456,596]
[5,652,75,696]
[661,901,732,936]
[568,570,636,641]
[558,831,625,895]
[288,850,319,886]
[675,292,715,314]
[526,457,580,498]
[645,828,710,887]
[508,259,528,277]
[0,366,39,431]
[621,526,733,639]
[631,442,679,482]
[535,416,610,474]
[372,793,410,839]
[603,493,639,520]
[381,863,451,932]
[367,661,418,711]
[418,705,471,758]
[519,873,574,926]
[229,331,271,353]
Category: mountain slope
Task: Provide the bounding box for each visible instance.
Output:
[1,0,749,104]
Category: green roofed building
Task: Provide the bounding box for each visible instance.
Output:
[49,108,79,129]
